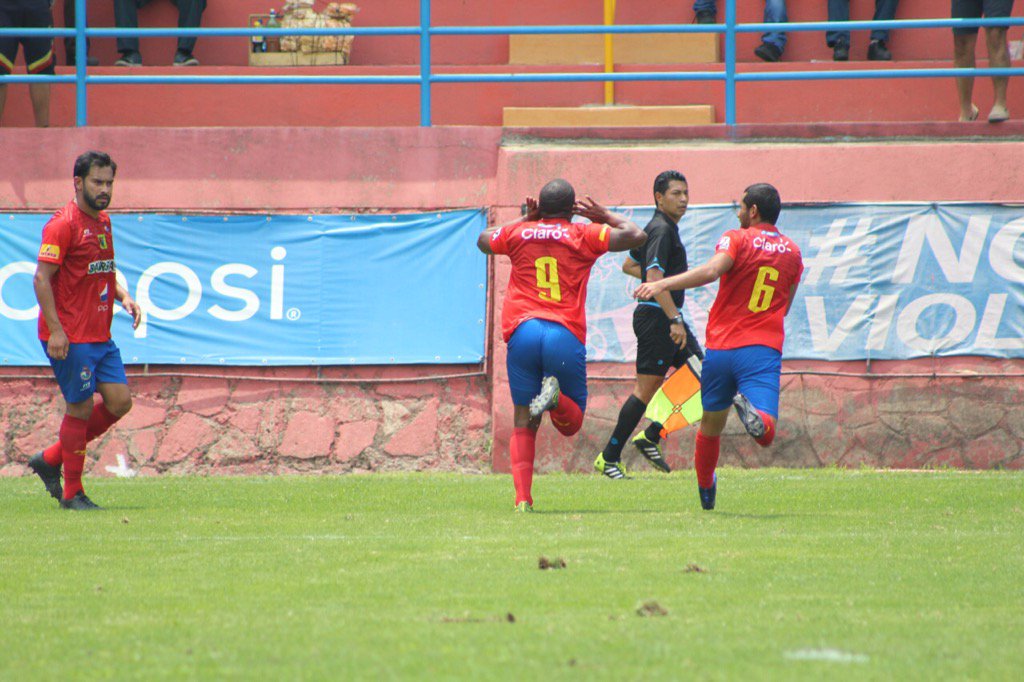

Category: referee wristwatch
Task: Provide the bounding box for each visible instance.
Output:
[670,314,684,326]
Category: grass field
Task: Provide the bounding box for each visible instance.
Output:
[2,469,1022,680]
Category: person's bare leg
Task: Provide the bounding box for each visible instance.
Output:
[954,33,979,121]
[985,27,1010,122]
[29,83,50,127]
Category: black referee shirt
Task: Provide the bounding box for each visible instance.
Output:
[630,209,688,310]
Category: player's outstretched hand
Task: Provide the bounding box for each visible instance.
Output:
[634,280,667,301]
[122,296,144,330]
[573,196,612,224]
[523,196,540,222]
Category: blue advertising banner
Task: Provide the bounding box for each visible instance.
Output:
[0,210,487,366]
[584,203,1024,362]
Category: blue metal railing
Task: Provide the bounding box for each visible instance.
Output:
[1,0,1023,127]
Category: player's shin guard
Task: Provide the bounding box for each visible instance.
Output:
[694,429,720,489]
[59,415,89,501]
[755,412,776,447]
[510,428,537,506]
[549,394,583,436]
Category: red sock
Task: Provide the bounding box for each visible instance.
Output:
[694,429,720,489]
[42,442,62,467]
[86,402,120,442]
[59,415,89,500]
[43,402,121,467]
[549,394,583,436]
[754,412,776,447]
[510,427,537,506]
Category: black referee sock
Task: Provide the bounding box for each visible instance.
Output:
[643,421,663,444]
[603,395,647,461]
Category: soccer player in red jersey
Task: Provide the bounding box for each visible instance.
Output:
[477,179,646,511]
[27,151,143,511]
[635,183,803,510]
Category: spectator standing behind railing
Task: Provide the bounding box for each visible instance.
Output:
[63,0,97,65]
[113,0,206,66]
[826,1,899,61]
[953,0,1013,122]
[693,0,789,62]
[0,0,54,126]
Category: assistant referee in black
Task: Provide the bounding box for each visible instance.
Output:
[595,170,704,479]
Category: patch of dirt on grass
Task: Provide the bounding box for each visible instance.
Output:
[684,563,707,573]
[538,556,566,569]
[636,601,668,617]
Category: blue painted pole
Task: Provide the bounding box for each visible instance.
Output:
[724,0,736,127]
[75,0,87,125]
[419,0,431,127]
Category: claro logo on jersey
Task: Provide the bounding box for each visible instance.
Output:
[0,246,291,339]
[522,223,569,240]
[751,236,791,254]
[88,259,116,274]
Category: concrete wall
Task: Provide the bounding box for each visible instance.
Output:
[1,126,1021,479]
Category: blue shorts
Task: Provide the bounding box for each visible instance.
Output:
[506,318,588,412]
[42,340,127,404]
[701,345,781,418]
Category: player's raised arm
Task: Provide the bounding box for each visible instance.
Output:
[573,196,646,252]
[477,196,540,254]
[634,251,734,300]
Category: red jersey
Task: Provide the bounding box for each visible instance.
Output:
[490,218,611,344]
[37,200,118,343]
[706,224,803,352]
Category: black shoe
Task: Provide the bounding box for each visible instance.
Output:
[60,491,102,511]
[632,434,671,473]
[114,51,142,67]
[695,10,716,24]
[699,474,717,510]
[867,40,891,61]
[733,394,766,440]
[832,41,849,62]
[173,50,200,67]
[754,42,782,63]
[28,452,62,500]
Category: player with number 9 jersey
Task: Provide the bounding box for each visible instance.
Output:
[478,179,646,511]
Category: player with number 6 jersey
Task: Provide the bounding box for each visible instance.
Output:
[478,179,646,511]
[634,183,803,511]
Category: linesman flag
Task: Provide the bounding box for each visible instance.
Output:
[644,356,703,439]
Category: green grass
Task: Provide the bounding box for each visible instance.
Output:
[2,470,1022,681]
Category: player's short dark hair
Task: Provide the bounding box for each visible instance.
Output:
[538,178,575,218]
[743,183,781,225]
[653,170,687,203]
[74,151,117,179]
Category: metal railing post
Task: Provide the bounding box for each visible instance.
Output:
[419,0,431,126]
[74,0,87,125]
[724,0,736,127]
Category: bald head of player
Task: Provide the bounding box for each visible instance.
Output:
[538,179,575,220]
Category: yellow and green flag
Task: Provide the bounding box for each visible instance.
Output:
[644,357,703,438]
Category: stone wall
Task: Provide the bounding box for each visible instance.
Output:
[0,367,493,478]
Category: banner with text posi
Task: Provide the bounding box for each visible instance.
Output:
[0,211,487,366]
[584,203,1024,362]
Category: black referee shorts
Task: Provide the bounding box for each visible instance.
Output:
[0,0,55,75]
[633,305,704,377]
